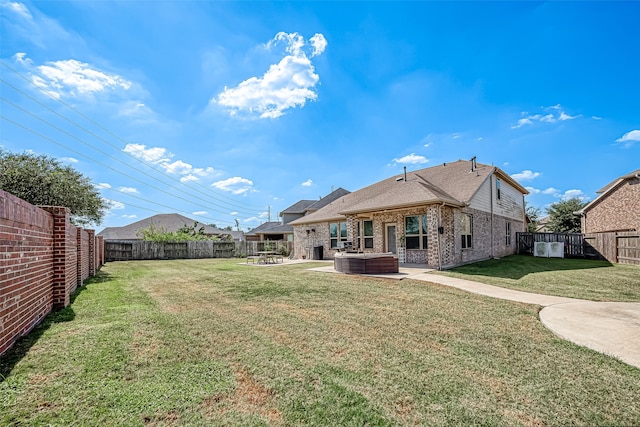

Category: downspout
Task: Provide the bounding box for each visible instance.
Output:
[437,202,444,270]
[490,175,494,258]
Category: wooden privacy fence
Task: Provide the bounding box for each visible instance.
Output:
[105,240,236,261]
[104,240,294,261]
[584,231,640,265]
[517,232,585,258]
[517,231,640,265]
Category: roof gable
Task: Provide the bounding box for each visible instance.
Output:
[579,168,640,214]
[290,160,528,225]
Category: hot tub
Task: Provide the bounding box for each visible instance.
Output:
[334,252,399,274]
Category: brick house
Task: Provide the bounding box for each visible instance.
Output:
[246,188,350,242]
[289,158,528,269]
[577,169,640,233]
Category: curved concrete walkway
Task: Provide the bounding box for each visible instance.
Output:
[411,273,640,369]
[308,263,640,368]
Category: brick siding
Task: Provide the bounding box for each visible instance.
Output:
[0,190,104,355]
[292,204,523,268]
[582,178,640,233]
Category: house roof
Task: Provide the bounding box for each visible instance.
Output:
[246,221,293,236]
[306,187,351,212]
[290,160,528,225]
[97,213,241,240]
[578,168,640,214]
[279,200,316,215]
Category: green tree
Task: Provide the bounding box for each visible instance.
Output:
[546,198,586,233]
[0,149,107,226]
[136,223,219,242]
[525,203,542,232]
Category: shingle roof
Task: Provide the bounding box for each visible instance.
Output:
[290,160,527,225]
[246,221,293,235]
[279,200,316,215]
[97,213,237,240]
[306,187,351,211]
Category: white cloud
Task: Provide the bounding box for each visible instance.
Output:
[61,157,78,163]
[230,211,238,215]
[615,129,640,148]
[105,199,125,210]
[244,217,260,223]
[302,179,313,187]
[118,186,138,194]
[592,116,602,120]
[309,33,328,57]
[525,186,539,194]
[542,187,560,195]
[123,143,219,181]
[96,183,111,189]
[511,105,581,129]
[559,111,578,121]
[192,211,208,216]
[511,170,540,182]
[121,214,137,219]
[211,177,254,195]
[123,143,171,164]
[452,133,461,139]
[163,160,193,175]
[180,174,199,183]
[214,32,327,119]
[393,153,429,165]
[14,54,132,99]
[5,2,32,19]
[561,189,589,202]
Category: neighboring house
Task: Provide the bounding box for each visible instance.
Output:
[245,221,293,242]
[289,158,529,269]
[97,213,244,241]
[246,188,351,242]
[535,216,552,233]
[577,169,640,233]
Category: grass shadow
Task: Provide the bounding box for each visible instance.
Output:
[447,254,614,280]
[0,271,114,381]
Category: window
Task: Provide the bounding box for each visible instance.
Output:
[496,178,501,200]
[363,220,374,249]
[461,214,473,249]
[330,221,347,248]
[405,215,428,250]
[506,222,511,246]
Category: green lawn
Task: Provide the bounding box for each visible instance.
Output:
[1,259,639,426]
[433,255,640,302]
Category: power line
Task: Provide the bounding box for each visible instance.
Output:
[0,94,259,217]
[0,61,266,211]
[100,185,236,226]
[1,115,250,224]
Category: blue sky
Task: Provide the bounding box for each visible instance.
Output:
[1,1,638,231]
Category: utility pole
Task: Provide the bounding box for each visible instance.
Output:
[268,206,271,222]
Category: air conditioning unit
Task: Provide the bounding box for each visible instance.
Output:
[548,242,564,258]
[534,241,549,257]
[534,242,564,258]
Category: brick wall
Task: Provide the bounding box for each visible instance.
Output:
[0,190,104,355]
[292,204,523,269]
[582,178,640,233]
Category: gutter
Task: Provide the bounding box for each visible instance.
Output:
[437,202,444,270]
